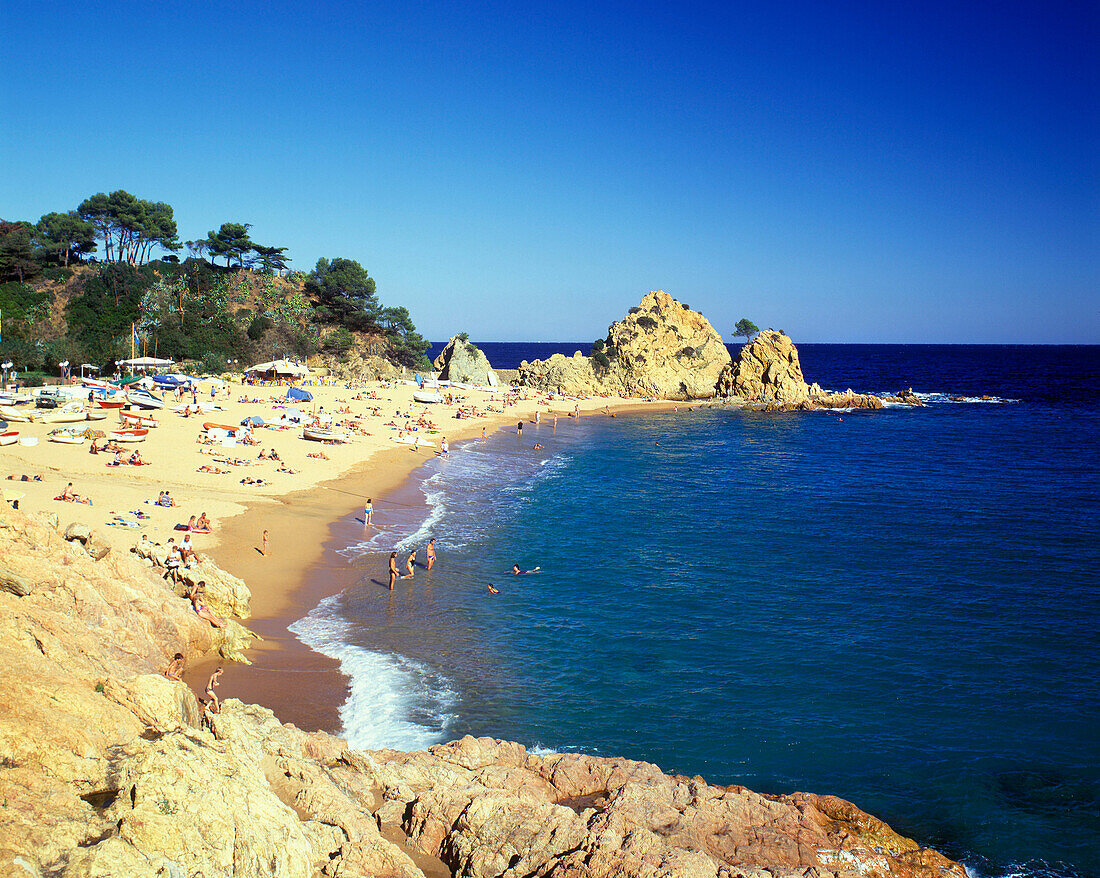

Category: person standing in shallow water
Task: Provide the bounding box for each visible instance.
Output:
[426,538,436,570]
[364,498,373,525]
[404,549,416,578]
[388,552,399,589]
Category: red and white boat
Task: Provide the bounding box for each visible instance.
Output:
[0,431,18,447]
[108,429,148,443]
[121,410,159,428]
[96,398,125,410]
[203,422,238,433]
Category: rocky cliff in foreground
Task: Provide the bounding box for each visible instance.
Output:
[0,503,961,878]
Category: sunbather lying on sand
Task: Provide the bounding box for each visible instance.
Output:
[7,474,43,481]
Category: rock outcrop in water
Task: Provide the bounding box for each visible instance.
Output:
[519,291,731,400]
[0,501,964,878]
[433,335,499,385]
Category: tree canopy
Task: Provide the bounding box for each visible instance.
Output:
[734,318,760,343]
[77,191,179,264]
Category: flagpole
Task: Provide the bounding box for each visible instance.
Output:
[131,323,135,360]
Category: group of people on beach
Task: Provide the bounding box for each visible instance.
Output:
[388,537,437,588]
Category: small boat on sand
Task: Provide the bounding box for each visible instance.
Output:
[49,429,86,445]
[0,406,34,423]
[303,427,349,443]
[413,391,444,404]
[42,403,88,424]
[0,431,18,446]
[96,398,125,409]
[108,429,148,443]
[202,422,237,433]
[126,390,164,410]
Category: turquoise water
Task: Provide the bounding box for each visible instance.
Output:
[292,346,1100,878]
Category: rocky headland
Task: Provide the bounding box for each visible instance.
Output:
[516,292,921,409]
[433,335,499,385]
[0,500,963,878]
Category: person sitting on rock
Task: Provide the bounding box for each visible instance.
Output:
[190,584,226,629]
[164,544,182,583]
[164,653,185,681]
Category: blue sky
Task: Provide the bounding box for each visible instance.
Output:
[2,1,1096,342]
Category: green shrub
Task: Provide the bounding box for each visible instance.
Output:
[637,315,658,330]
[591,351,610,369]
[42,266,74,283]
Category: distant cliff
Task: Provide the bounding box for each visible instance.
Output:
[0,503,958,877]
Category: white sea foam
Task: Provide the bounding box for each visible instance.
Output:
[289,595,457,751]
[914,392,1020,405]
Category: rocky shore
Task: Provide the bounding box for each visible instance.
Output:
[1,500,964,878]
[517,291,922,409]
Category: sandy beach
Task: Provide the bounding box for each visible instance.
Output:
[2,376,672,733]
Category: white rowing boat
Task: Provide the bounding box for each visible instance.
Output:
[49,429,86,445]
[413,391,444,404]
[302,427,349,443]
[0,431,18,446]
[42,403,88,424]
[0,406,34,423]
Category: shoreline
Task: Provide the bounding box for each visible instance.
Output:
[182,396,681,733]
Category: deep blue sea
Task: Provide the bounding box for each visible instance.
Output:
[292,344,1100,878]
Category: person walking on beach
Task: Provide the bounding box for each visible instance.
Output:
[517,421,523,436]
[261,529,269,556]
[206,667,223,713]
[426,538,436,570]
[404,549,416,578]
[440,437,449,456]
[388,552,399,590]
[364,498,373,525]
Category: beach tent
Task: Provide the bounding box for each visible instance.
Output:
[241,416,265,427]
[286,386,313,402]
[245,359,309,378]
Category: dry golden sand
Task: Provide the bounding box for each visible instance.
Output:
[2,378,674,732]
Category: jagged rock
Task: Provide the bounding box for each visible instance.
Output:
[63,522,92,544]
[177,558,252,620]
[717,330,812,404]
[0,563,33,596]
[101,675,201,732]
[433,335,498,385]
[105,730,322,878]
[882,388,924,406]
[519,291,731,400]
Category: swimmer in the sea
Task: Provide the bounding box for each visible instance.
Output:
[512,564,541,575]
[487,584,499,595]
[403,549,415,578]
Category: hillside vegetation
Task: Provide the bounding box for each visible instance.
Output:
[0,190,430,376]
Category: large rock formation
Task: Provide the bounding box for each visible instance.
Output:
[0,502,965,878]
[717,330,910,411]
[434,335,499,385]
[520,291,731,400]
[716,330,812,404]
